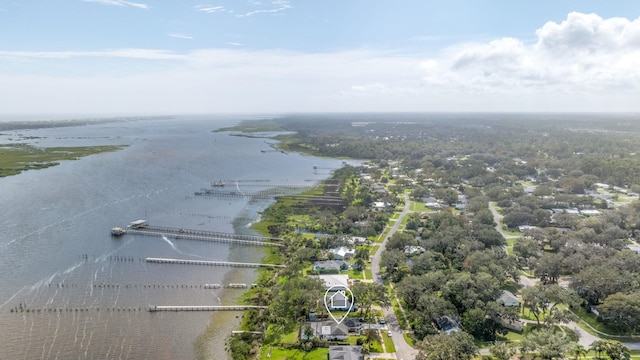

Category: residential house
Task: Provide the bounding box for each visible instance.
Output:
[313,260,348,273]
[497,290,520,307]
[343,318,362,333]
[302,321,348,341]
[327,290,352,311]
[436,316,461,335]
[348,236,367,245]
[425,197,442,209]
[329,346,363,360]
[404,245,426,256]
[329,246,356,260]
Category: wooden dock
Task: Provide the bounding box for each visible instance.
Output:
[126,229,282,247]
[145,257,285,268]
[149,305,267,312]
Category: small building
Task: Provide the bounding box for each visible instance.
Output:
[329,247,356,260]
[313,260,348,273]
[348,236,367,245]
[302,321,348,341]
[329,346,363,360]
[497,290,520,307]
[436,316,461,335]
[404,245,426,256]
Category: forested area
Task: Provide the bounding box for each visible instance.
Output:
[224,113,640,359]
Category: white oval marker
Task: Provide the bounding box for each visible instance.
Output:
[323,285,354,324]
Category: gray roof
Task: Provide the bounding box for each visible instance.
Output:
[329,346,363,360]
[497,290,520,306]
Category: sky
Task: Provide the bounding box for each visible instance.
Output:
[1,0,640,115]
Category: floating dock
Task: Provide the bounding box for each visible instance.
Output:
[145,257,285,268]
[148,305,267,312]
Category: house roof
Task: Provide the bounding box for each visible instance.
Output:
[329,346,363,360]
[306,321,349,339]
[314,260,347,271]
[329,247,356,258]
[497,290,520,306]
[329,290,348,307]
[436,316,461,333]
[317,274,350,289]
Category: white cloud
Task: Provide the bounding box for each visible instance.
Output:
[195,5,225,13]
[0,49,185,61]
[238,0,292,17]
[169,33,194,40]
[82,0,149,10]
[0,12,639,114]
[417,12,640,99]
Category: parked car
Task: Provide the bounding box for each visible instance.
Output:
[379,317,385,324]
[387,331,392,337]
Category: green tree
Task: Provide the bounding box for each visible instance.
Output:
[303,324,314,339]
[352,282,389,320]
[489,342,516,360]
[597,292,640,332]
[568,343,587,360]
[521,283,580,326]
[520,327,572,360]
[416,331,478,360]
[602,340,631,360]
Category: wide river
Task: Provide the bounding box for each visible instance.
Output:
[0,115,347,359]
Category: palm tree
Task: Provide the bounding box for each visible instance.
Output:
[590,339,607,360]
[568,344,587,360]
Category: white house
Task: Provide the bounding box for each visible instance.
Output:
[497,290,520,307]
[329,247,356,260]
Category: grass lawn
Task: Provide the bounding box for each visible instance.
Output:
[410,201,428,212]
[571,307,640,341]
[369,338,384,353]
[403,333,416,347]
[501,226,521,237]
[260,347,329,360]
[382,332,396,353]
[391,297,408,330]
[281,325,300,344]
[349,269,365,280]
[520,307,545,323]
[364,269,373,280]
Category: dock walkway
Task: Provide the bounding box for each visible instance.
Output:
[149,305,267,312]
[145,257,285,268]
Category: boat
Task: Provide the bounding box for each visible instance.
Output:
[212,180,225,187]
[111,227,126,236]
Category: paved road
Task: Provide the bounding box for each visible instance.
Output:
[488,202,537,288]
[370,193,417,360]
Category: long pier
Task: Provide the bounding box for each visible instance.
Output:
[115,223,282,247]
[143,225,280,242]
[145,257,285,268]
[127,229,281,247]
[149,305,267,312]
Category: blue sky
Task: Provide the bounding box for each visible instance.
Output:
[1,0,639,115]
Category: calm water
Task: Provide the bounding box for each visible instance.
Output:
[0,116,346,359]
